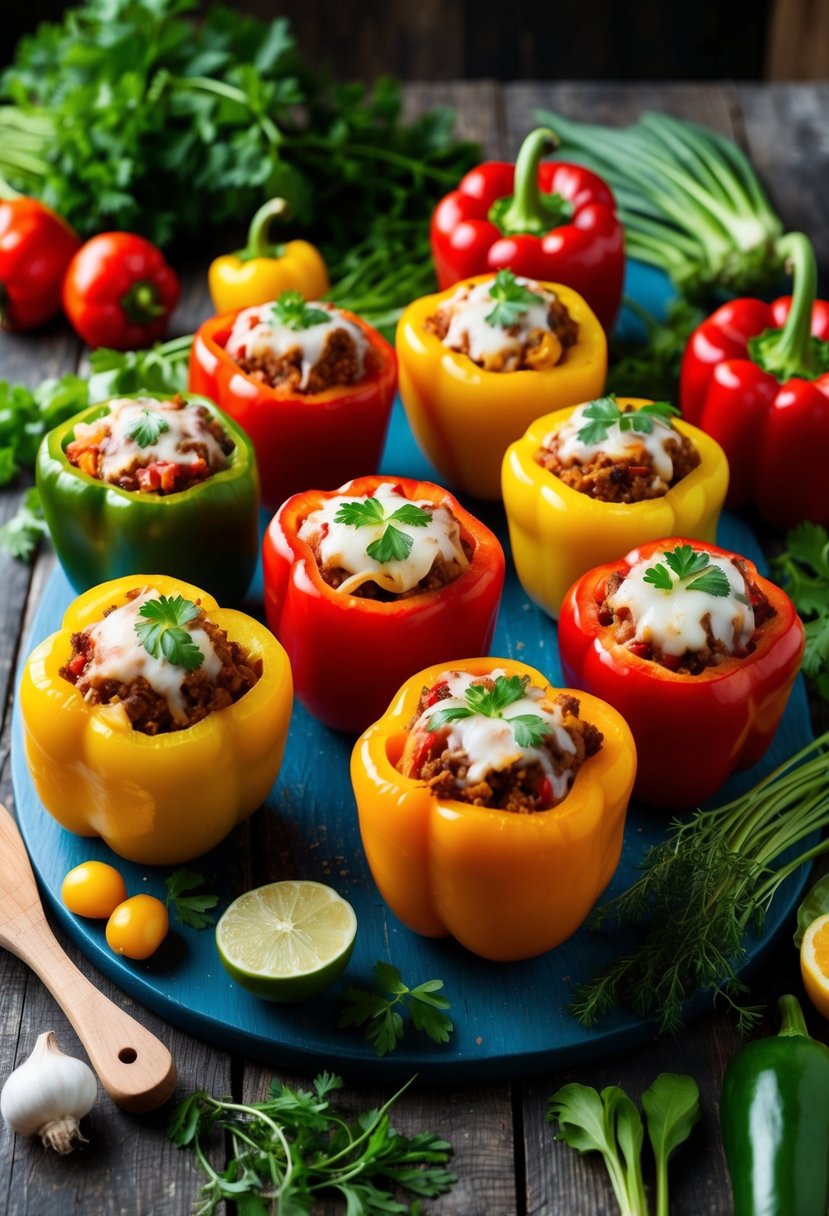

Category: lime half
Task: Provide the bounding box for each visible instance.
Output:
[216,881,357,1003]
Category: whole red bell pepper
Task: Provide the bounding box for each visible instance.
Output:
[558,537,804,809]
[62,231,180,350]
[262,475,505,733]
[680,232,829,529]
[189,306,397,510]
[0,197,80,330]
[430,127,624,332]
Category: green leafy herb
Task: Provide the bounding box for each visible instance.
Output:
[165,869,218,930]
[271,290,331,330]
[169,1071,456,1215]
[340,961,453,1057]
[333,495,430,565]
[125,409,170,449]
[772,522,829,699]
[576,394,678,445]
[135,595,204,671]
[794,873,829,948]
[641,1074,701,1216]
[429,674,550,749]
[87,335,192,401]
[0,373,90,487]
[570,733,829,1034]
[606,299,704,402]
[642,544,731,598]
[0,488,49,561]
[484,270,540,327]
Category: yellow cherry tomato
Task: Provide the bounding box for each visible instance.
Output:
[106,895,169,960]
[61,861,127,919]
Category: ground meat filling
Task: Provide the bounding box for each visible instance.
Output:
[65,395,233,495]
[59,595,261,736]
[598,559,776,674]
[425,280,579,372]
[236,328,378,394]
[400,677,603,812]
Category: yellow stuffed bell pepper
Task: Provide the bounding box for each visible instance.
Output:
[20,575,293,866]
[208,197,329,313]
[396,273,607,500]
[502,396,729,619]
[351,657,636,962]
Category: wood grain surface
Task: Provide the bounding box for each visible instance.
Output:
[0,81,826,1216]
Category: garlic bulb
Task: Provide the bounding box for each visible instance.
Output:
[1,1031,97,1153]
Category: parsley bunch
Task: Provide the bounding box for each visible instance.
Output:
[642,545,731,598]
[576,394,678,446]
[170,1071,456,1215]
[340,962,453,1057]
[429,673,550,749]
[772,522,829,699]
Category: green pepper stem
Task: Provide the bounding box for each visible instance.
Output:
[749,232,820,380]
[778,993,810,1038]
[491,127,571,236]
[120,280,165,324]
[244,197,291,259]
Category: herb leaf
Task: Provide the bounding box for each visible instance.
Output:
[642,562,674,592]
[794,873,829,948]
[427,675,550,749]
[125,409,170,449]
[484,270,540,327]
[686,568,732,597]
[334,497,387,527]
[135,595,204,671]
[642,545,731,599]
[340,962,453,1056]
[465,674,529,717]
[365,524,412,564]
[508,714,551,749]
[0,488,49,561]
[428,705,475,729]
[388,503,430,528]
[772,522,829,696]
[335,494,431,566]
[664,546,709,580]
[642,1073,701,1216]
[576,394,678,445]
[164,868,219,930]
[272,290,331,330]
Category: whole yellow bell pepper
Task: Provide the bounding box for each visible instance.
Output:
[351,657,636,962]
[20,575,293,865]
[396,275,607,500]
[502,397,729,619]
[208,197,329,313]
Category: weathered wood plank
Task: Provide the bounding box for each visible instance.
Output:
[403,80,507,157]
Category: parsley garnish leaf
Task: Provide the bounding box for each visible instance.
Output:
[686,568,732,597]
[164,868,219,930]
[577,394,678,445]
[340,962,453,1056]
[125,409,170,449]
[508,714,551,749]
[426,675,550,749]
[0,488,49,561]
[135,595,205,670]
[484,270,540,327]
[642,562,674,592]
[366,525,412,564]
[465,674,529,716]
[388,503,430,528]
[428,705,475,729]
[664,545,709,580]
[334,497,386,527]
[272,290,331,330]
[334,495,431,566]
[642,545,731,599]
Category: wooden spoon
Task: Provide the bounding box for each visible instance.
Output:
[0,802,177,1112]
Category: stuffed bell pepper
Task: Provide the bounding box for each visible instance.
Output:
[558,539,805,809]
[502,395,729,618]
[263,476,505,733]
[20,575,293,865]
[351,658,636,961]
[37,392,260,603]
[189,291,397,510]
[397,269,607,500]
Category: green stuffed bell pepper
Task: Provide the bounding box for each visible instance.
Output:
[37,392,260,603]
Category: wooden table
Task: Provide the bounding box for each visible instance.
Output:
[1,81,827,1216]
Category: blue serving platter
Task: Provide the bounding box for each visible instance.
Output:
[10,262,815,1081]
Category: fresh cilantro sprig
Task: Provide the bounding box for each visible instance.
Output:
[339,961,453,1057]
[272,290,331,330]
[484,269,540,327]
[0,488,49,561]
[334,495,431,564]
[170,1071,456,1214]
[164,869,218,930]
[772,521,829,698]
[642,545,731,598]
[125,409,170,449]
[576,394,679,445]
[134,595,205,670]
[429,674,550,749]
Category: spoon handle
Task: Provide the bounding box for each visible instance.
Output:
[0,803,176,1112]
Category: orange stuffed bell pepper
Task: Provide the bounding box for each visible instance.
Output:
[20,575,293,865]
[351,657,636,961]
[502,395,729,618]
[396,270,607,500]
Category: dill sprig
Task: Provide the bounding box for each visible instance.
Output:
[571,733,829,1035]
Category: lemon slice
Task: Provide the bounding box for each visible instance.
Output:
[800,912,829,1019]
[216,881,357,1003]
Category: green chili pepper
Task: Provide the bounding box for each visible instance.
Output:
[720,994,829,1216]
[37,392,260,604]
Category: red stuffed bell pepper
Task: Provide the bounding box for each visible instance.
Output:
[430,127,624,332]
[189,294,397,510]
[558,538,804,809]
[681,232,829,529]
[262,475,505,733]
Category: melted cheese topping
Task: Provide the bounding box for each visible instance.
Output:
[225,301,369,389]
[436,276,555,364]
[416,668,577,801]
[298,482,469,595]
[608,551,756,658]
[82,590,222,723]
[549,403,680,483]
[74,397,229,483]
